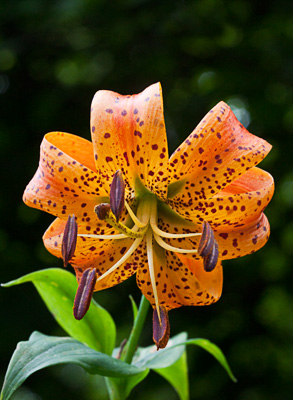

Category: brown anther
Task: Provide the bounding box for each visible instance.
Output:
[110,170,125,222]
[198,221,214,258]
[61,214,78,267]
[153,305,170,350]
[203,240,219,272]
[198,221,219,272]
[73,268,97,320]
[95,203,111,220]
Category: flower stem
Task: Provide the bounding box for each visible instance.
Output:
[122,295,150,364]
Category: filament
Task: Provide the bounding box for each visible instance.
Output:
[125,201,147,228]
[153,232,198,254]
[146,228,161,325]
[96,237,143,282]
[151,223,201,239]
[78,233,127,240]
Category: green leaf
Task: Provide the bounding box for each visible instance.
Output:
[184,338,237,382]
[0,332,145,400]
[135,335,236,383]
[106,333,235,400]
[108,333,187,399]
[2,268,116,354]
[105,369,149,400]
[133,332,188,369]
[155,351,189,400]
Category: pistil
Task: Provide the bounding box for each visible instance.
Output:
[146,226,161,324]
[71,172,219,323]
[94,204,148,238]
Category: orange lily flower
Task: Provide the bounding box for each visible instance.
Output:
[23,83,274,323]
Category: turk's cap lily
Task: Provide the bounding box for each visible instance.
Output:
[23,83,274,338]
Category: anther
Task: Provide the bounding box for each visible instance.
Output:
[203,240,219,272]
[73,268,97,320]
[198,221,219,272]
[198,221,214,257]
[95,202,147,239]
[95,203,111,220]
[61,214,78,267]
[110,170,125,222]
[153,305,170,350]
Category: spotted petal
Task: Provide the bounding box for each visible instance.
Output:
[43,217,138,289]
[168,102,272,219]
[136,241,222,311]
[91,82,169,200]
[173,167,274,229]
[215,213,270,260]
[23,132,108,232]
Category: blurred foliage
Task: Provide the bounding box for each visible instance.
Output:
[0,0,292,399]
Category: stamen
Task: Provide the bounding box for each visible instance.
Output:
[62,214,78,267]
[151,223,201,239]
[96,237,143,282]
[153,232,198,254]
[203,240,219,272]
[110,170,125,222]
[125,201,147,228]
[198,221,219,272]
[149,194,201,239]
[78,233,127,240]
[95,203,111,220]
[95,204,148,238]
[198,221,214,258]
[153,305,170,350]
[73,268,97,320]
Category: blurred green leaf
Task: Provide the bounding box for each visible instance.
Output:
[184,338,237,383]
[0,331,145,400]
[133,332,187,369]
[105,369,149,400]
[106,333,187,400]
[154,351,189,400]
[134,333,236,383]
[2,268,116,354]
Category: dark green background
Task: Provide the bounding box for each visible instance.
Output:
[1,0,293,399]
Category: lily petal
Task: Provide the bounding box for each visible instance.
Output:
[167,102,272,219]
[23,132,108,232]
[167,210,270,262]
[172,167,274,229]
[91,82,169,200]
[43,218,123,260]
[43,217,138,290]
[43,217,67,259]
[136,241,222,310]
[215,213,270,260]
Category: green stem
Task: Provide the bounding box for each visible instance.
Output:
[105,377,122,400]
[105,296,150,400]
[122,295,150,364]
